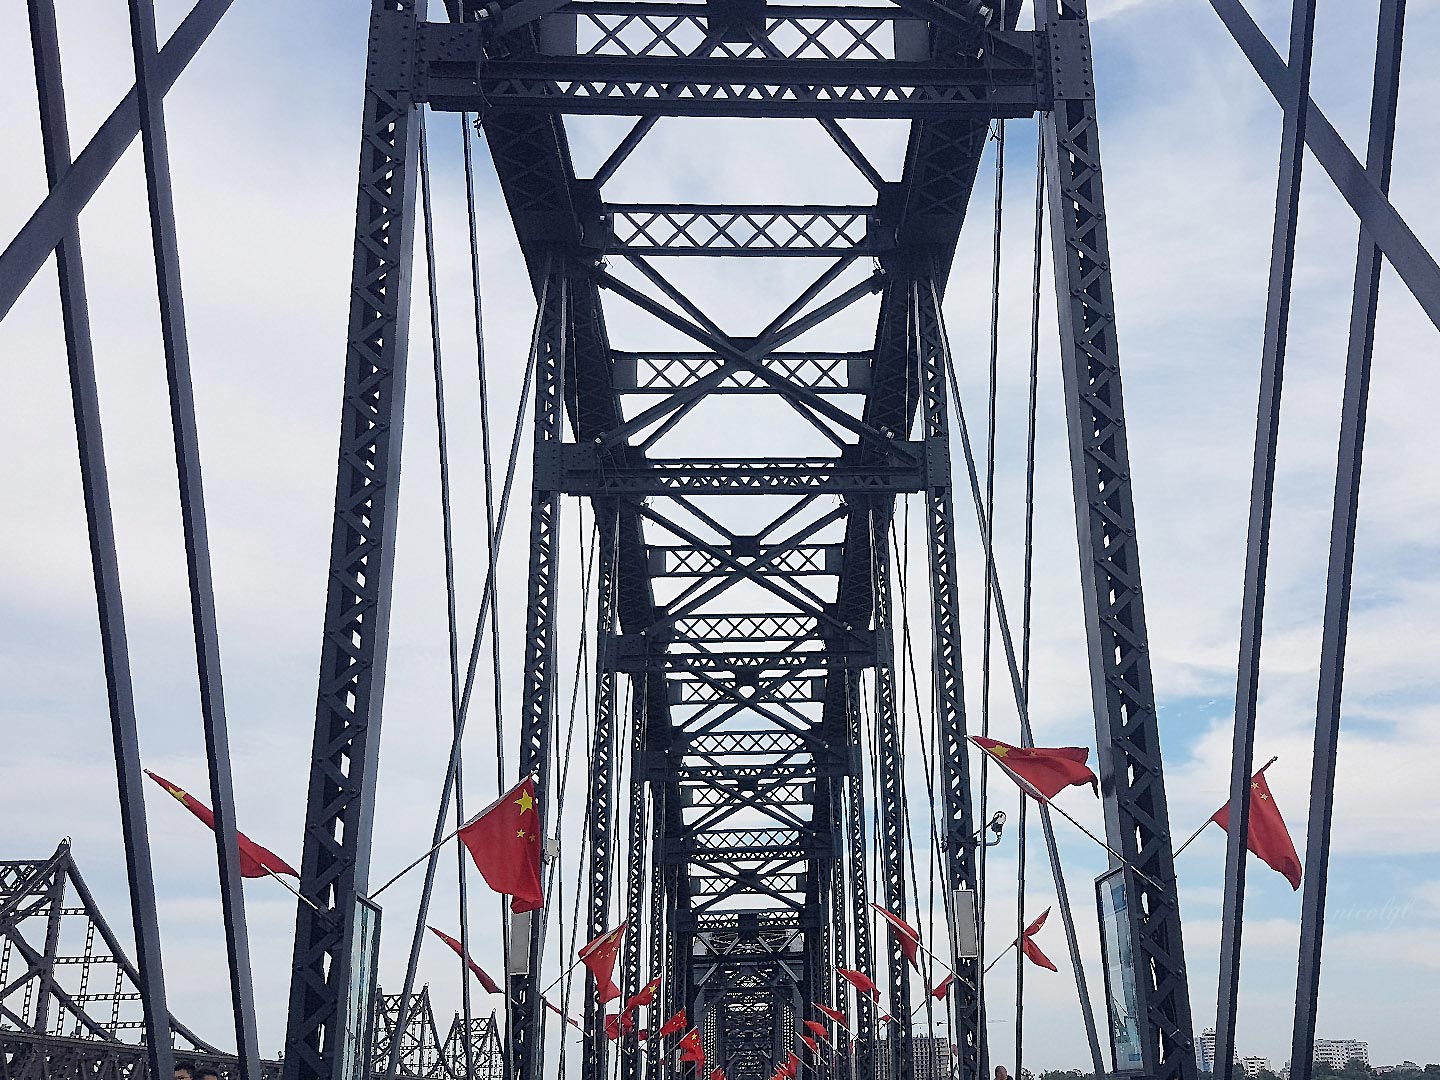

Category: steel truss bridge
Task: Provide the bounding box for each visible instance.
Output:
[2,2,1436,1080]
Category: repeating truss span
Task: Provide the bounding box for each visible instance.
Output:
[15,0,1433,1078]
[280,2,1198,1079]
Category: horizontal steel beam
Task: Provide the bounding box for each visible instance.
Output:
[444,62,1045,117]
[602,204,875,256]
[541,3,928,61]
[646,542,842,577]
[541,445,932,494]
[419,24,1046,117]
[614,351,870,394]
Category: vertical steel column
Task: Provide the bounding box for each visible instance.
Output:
[649,805,668,1080]
[912,278,982,1080]
[867,520,911,1079]
[1215,0,1319,1067]
[827,778,849,1080]
[284,4,427,1078]
[582,518,621,1080]
[1038,0,1196,1075]
[619,684,649,1080]
[25,6,173,1076]
[509,270,570,1080]
[1289,1,1406,1073]
[844,674,875,1080]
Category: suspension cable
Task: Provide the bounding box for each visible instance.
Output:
[459,107,516,1058]
[1015,121,1046,1080]
[978,118,1006,1007]
[385,117,459,1080]
[376,134,545,1080]
[934,279,1108,1073]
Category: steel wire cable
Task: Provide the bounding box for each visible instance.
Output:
[373,138,545,1080]
[888,508,960,1017]
[933,280,1107,1072]
[385,116,470,1080]
[977,118,1006,1022]
[460,108,517,1064]
[549,511,601,1078]
[890,500,940,1044]
[1015,120,1047,1080]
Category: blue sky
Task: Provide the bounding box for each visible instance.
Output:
[1,0,1437,1073]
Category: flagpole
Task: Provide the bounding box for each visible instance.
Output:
[264,867,321,913]
[1171,820,1211,859]
[1174,756,1279,859]
[1045,799,1169,892]
[367,774,540,902]
[981,940,1017,976]
[368,825,466,900]
[539,956,586,998]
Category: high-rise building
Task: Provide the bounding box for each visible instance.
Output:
[870,1035,953,1080]
[1200,1028,1217,1073]
[1314,1041,1370,1071]
[1242,1056,1272,1076]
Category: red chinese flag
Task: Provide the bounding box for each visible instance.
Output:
[709,1070,726,1080]
[457,777,544,912]
[930,972,955,999]
[803,1020,829,1044]
[872,903,922,970]
[813,1002,849,1030]
[678,1028,705,1069]
[837,967,881,1002]
[579,924,628,1004]
[144,770,297,878]
[427,926,501,994]
[659,1009,688,1038]
[1019,907,1058,971]
[800,1035,819,1055]
[784,1051,801,1076]
[543,998,583,1030]
[971,737,1099,803]
[627,976,661,1010]
[604,1014,622,1041]
[1211,769,1303,890]
[620,1010,636,1035]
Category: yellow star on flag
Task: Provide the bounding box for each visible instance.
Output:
[515,790,536,814]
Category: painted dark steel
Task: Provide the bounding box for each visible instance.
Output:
[1289,1,1406,1073]
[284,4,427,1078]
[1038,0,1197,1075]
[1214,0,1319,1070]
[124,2,262,1074]
[1,0,235,320]
[22,9,175,1079]
[1205,0,1439,329]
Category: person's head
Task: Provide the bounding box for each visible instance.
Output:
[196,1067,222,1080]
[175,1060,197,1080]
[995,1067,1010,1080]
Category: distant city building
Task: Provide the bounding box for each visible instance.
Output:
[1315,1041,1370,1071]
[1200,1028,1217,1073]
[1242,1057,1272,1076]
[871,1035,952,1080]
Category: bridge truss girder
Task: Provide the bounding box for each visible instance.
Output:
[283,3,1198,1080]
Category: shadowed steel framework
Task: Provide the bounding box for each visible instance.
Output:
[281,2,1195,1079]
